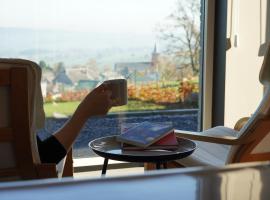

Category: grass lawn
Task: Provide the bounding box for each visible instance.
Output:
[44,100,167,117]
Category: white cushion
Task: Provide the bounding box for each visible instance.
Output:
[177,141,231,167]
[176,126,236,167]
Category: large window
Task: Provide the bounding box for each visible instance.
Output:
[1,0,203,158]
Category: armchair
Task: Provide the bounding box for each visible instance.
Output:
[0,59,72,180]
[175,44,270,167]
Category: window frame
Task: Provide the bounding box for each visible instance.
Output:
[200,0,227,130]
[72,0,229,173]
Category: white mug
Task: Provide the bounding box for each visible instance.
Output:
[103,79,128,106]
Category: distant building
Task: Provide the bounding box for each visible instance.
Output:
[76,80,99,90]
[114,45,160,83]
[41,44,162,97]
[100,70,124,80]
[53,71,73,85]
[66,67,100,84]
[66,66,101,90]
[41,70,55,97]
[42,70,54,83]
[151,44,159,66]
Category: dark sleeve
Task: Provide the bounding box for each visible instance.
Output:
[37,135,67,164]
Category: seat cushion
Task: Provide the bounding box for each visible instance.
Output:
[176,141,231,167]
[175,126,237,167]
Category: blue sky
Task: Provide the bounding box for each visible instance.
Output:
[0,0,176,34]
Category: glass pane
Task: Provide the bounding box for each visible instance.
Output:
[0,0,202,158]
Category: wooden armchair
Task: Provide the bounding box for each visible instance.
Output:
[174,44,270,167]
[0,59,72,181]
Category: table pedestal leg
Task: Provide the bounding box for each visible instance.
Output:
[102,158,109,175]
[156,162,167,170]
[163,163,167,169]
[156,162,161,169]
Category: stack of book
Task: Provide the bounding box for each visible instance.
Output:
[116,121,179,150]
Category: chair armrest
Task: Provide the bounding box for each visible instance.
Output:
[36,149,73,179]
[174,130,240,145]
[62,149,73,177]
[56,148,74,178]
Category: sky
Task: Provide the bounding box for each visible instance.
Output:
[0,0,177,34]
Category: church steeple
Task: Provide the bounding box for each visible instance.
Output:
[153,43,157,54]
[151,43,159,66]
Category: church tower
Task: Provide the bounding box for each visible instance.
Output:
[151,43,159,67]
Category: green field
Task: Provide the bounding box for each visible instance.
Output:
[44,100,167,117]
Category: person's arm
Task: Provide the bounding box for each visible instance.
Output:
[54,84,112,152]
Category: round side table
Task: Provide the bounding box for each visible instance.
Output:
[89,135,196,175]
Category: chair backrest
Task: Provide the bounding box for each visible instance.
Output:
[0,59,46,180]
[0,59,74,180]
[227,43,270,163]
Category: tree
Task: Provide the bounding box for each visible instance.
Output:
[53,62,66,75]
[39,60,47,69]
[39,60,52,71]
[158,0,201,75]
[155,56,178,82]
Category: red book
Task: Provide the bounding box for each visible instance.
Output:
[122,131,178,150]
[120,122,178,150]
[154,131,178,146]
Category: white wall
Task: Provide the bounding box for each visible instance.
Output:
[224,0,269,127]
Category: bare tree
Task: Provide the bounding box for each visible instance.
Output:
[155,55,178,82]
[158,0,201,75]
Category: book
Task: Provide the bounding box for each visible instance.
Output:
[116,121,174,148]
[120,122,178,150]
[121,131,179,150]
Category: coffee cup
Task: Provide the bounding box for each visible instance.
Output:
[103,79,128,106]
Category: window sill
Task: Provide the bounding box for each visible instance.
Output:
[73,157,142,173]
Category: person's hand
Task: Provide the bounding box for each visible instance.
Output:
[77,84,113,119]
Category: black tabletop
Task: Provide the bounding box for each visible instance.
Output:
[89,135,196,163]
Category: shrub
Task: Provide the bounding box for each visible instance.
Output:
[128,79,198,104]
[58,90,89,102]
[44,90,89,103]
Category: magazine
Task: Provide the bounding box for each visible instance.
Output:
[116,121,174,148]
[121,131,179,150]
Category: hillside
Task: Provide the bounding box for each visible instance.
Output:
[0,27,158,68]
